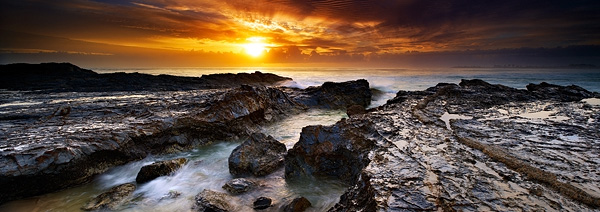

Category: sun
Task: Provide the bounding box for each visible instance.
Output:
[243,37,267,57]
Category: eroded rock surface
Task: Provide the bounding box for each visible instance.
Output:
[0,63,373,204]
[285,79,372,110]
[222,178,255,194]
[228,133,287,177]
[193,189,233,212]
[136,158,187,183]
[81,183,136,211]
[284,118,376,183]
[292,80,600,211]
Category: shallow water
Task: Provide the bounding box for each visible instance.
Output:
[0,109,348,212]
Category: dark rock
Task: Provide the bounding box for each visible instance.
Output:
[526,82,598,101]
[136,158,187,184]
[283,197,311,212]
[329,173,376,212]
[222,178,255,194]
[284,118,375,183]
[346,104,366,117]
[193,189,232,212]
[198,71,292,88]
[81,183,136,211]
[0,63,291,92]
[228,133,287,177]
[294,79,372,109]
[253,197,272,210]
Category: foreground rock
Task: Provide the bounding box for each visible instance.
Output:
[253,197,272,210]
[81,183,136,211]
[0,62,373,203]
[322,80,600,211]
[222,178,255,194]
[0,76,297,203]
[193,189,233,212]
[284,118,376,183]
[283,197,312,212]
[136,158,187,183]
[228,133,287,177]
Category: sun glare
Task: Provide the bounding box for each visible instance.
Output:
[244,37,267,57]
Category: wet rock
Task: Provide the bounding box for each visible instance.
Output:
[284,118,375,183]
[222,178,255,194]
[346,104,366,117]
[81,183,136,211]
[193,189,232,212]
[282,197,311,212]
[136,158,187,184]
[329,173,376,212]
[293,79,372,109]
[329,79,600,211]
[228,133,287,177]
[253,197,272,210]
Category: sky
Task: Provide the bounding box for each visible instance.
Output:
[1,0,599,68]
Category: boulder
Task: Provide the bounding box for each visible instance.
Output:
[136,158,187,184]
[346,104,366,117]
[526,82,598,101]
[253,197,272,210]
[282,197,311,212]
[81,183,136,211]
[193,189,232,212]
[222,178,255,194]
[284,119,375,183]
[228,133,287,177]
[294,79,372,109]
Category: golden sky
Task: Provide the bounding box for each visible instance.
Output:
[1,0,599,67]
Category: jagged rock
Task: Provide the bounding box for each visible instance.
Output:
[284,118,375,183]
[228,133,287,177]
[193,189,232,212]
[222,178,255,194]
[81,183,136,211]
[253,197,272,210]
[293,79,372,109]
[136,158,187,183]
[346,104,366,117]
[329,173,376,212]
[329,79,600,211]
[526,82,598,101]
[282,197,312,212]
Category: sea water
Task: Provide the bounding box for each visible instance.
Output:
[1,67,599,211]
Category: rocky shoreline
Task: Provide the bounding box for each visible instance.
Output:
[1,63,600,211]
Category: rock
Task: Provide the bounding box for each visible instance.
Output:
[346,104,366,117]
[222,178,255,194]
[228,133,287,177]
[0,63,291,92]
[526,82,598,101]
[253,197,272,210]
[136,158,187,184]
[193,189,232,212]
[81,183,136,211]
[294,79,372,109]
[329,79,600,211]
[282,197,311,212]
[284,118,375,183]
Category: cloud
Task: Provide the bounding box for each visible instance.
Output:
[1,0,599,66]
